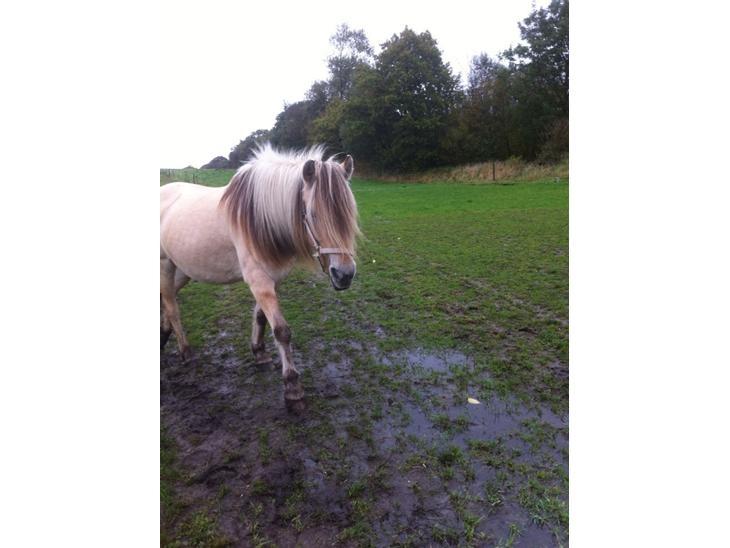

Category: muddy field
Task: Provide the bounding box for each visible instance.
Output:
[161,175,568,547]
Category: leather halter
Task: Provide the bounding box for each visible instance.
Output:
[301,209,352,274]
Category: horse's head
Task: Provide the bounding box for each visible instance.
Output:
[301,155,359,291]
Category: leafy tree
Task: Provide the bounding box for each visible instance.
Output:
[327,24,374,100]
[309,98,346,152]
[212,3,568,171]
[268,101,316,149]
[459,54,514,161]
[503,0,568,117]
[342,28,460,171]
[228,129,270,168]
[305,80,331,115]
[502,0,568,159]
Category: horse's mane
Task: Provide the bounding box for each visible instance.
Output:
[220,143,359,269]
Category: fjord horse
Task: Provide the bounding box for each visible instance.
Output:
[160,145,359,411]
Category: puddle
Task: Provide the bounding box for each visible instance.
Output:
[162,334,568,547]
[382,347,472,373]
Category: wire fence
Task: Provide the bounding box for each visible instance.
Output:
[160,169,199,184]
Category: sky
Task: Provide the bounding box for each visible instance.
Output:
[160,0,552,168]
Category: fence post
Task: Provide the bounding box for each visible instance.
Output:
[492,161,496,181]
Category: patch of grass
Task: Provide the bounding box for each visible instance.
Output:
[434,444,466,480]
[160,428,180,517]
[338,496,375,546]
[462,512,483,544]
[368,157,568,184]
[431,524,461,545]
[347,479,367,499]
[518,418,558,451]
[257,428,271,465]
[518,475,569,535]
[161,427,188,545]
[282,480,307,530]
[484,480,505,509]
[431,412,470,436]
[178,511,230,548]
[468,438,520,471]
[437,444,465,467]
[244,502,273,548]
[496,523,522,548]
[251,478,271,497]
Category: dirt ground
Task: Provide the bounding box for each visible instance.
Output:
[161,316,568,547]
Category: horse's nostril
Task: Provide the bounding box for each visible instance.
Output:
[330,267,353,285]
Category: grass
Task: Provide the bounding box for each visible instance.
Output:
[166,171,568,409]
[360,156,568,184]
[160,168,568,545]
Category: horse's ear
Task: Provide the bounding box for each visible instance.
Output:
[302,159,316,186]
[341,155,354,179]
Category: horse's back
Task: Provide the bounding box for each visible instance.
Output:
[160,182,242,283]
[160,182,211,218]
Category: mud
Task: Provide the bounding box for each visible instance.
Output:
[162,325,568,546]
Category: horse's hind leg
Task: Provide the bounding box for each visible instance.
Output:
[161,295,172,349]
[160,258,192,361]
[251,303,272,365]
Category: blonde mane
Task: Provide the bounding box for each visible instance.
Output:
[220,143,359,268]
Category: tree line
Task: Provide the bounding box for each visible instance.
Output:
[202,0,568,172]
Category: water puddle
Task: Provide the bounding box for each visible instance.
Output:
[383,347,472,373]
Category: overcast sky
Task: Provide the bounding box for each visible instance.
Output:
[160,0,552,168]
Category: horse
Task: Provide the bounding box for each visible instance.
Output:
[160,144,360,412]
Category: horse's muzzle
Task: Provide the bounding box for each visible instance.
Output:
[329,266,354,291]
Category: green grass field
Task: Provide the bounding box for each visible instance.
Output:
[161,169,568,546]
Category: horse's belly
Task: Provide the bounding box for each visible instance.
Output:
[160,184,243,284]
[176,244,242,284]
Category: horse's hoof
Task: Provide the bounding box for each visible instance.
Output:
[285,397,306,415]
[181,346,193,363]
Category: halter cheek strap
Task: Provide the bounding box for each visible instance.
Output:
[302,211,352,273]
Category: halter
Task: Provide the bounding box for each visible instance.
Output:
[301,208,352,273]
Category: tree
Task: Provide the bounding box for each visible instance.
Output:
[458,54,514,161]
[327,24,374,100]
[305,80,331,115]
[268,101,316,149]
[309,98,346,152]
[228,129,270,168]
[342,28,460,171]
[502,0,569,159]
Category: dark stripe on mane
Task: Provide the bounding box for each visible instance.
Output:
[220,169,308,268]
[219,147,359,269]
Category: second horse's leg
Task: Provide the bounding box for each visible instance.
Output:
[251,303,272,365]
[160,258,192,361]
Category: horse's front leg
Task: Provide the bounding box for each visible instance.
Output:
[247,275,305,413]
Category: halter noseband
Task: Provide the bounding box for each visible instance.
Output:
[301,209,352,273]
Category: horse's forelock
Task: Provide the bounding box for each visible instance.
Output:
[311,160,360,255]
[220,145,359,268]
